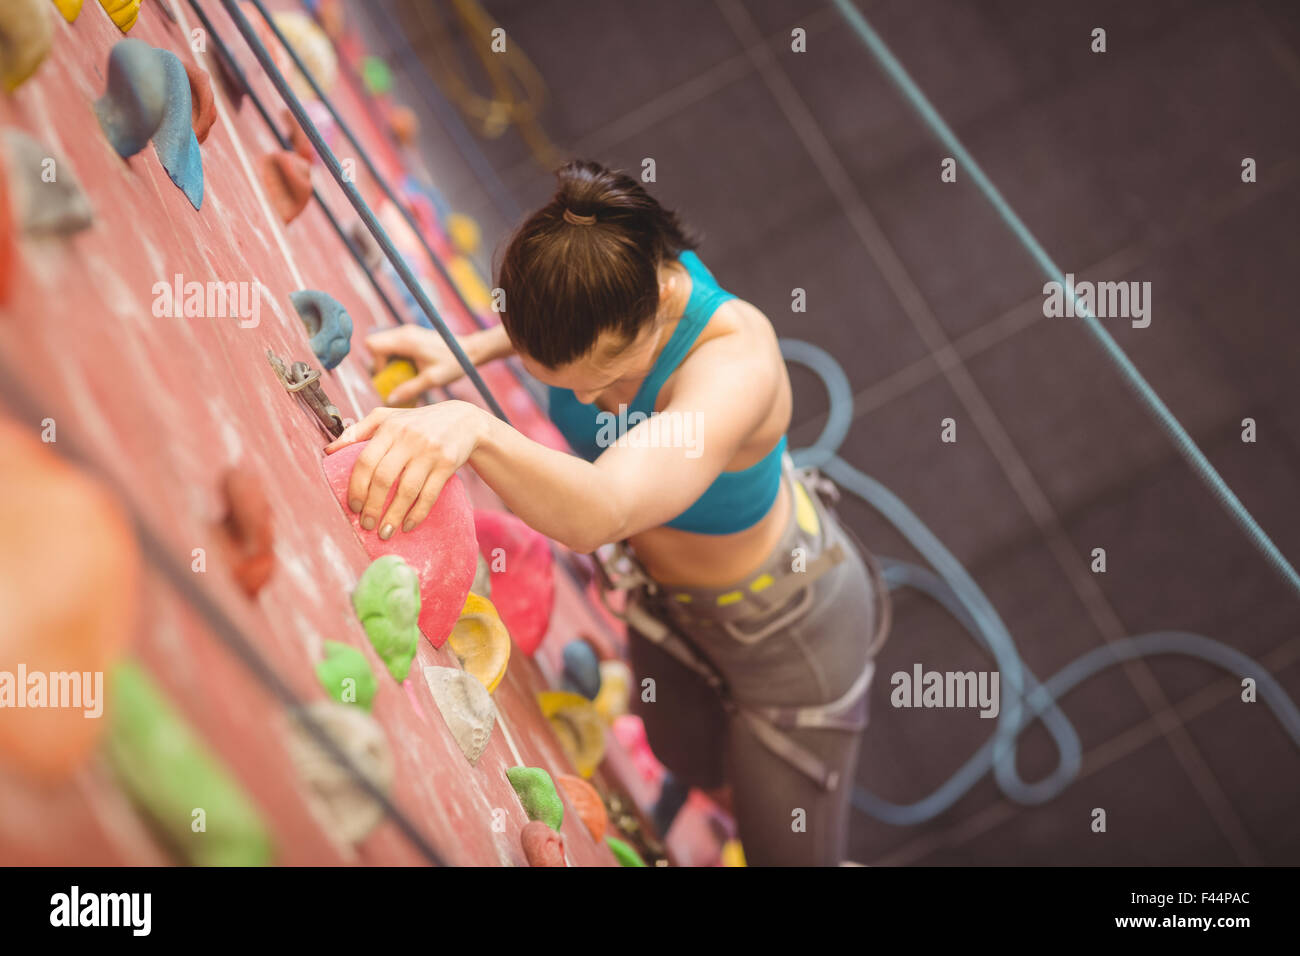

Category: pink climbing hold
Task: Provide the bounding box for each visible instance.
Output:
[520,819,565,867]
[323,440,477,648]
[473,509,554,656]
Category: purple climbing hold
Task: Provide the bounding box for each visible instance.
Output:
[291,289,352,371]
[94,39,203,210]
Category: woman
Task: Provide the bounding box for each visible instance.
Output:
[325,160,886,866]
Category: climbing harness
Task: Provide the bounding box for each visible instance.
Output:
[593,462,891,792]
[265,349,344,438]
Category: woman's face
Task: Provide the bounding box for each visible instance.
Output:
[519,319,665,406]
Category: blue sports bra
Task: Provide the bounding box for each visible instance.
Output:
[546,251,787,535]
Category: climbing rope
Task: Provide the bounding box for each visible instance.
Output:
[782,339,1300,825]
[831,0,1300,601]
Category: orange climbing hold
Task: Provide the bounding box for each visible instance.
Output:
[216,465,275,597]
[183,61,216,145]
[0,416,140,783]
[388,105,418,147]
[282,109,314,164]
[556,774,607,841]
[260,150,312,225]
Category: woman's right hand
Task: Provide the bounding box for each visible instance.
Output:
[366,325,472,404]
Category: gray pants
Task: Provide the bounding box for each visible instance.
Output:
[625,465,885,866]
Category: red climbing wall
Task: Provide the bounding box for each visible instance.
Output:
[0,0,626,866]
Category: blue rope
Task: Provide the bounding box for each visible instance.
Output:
[831,0,1300,599]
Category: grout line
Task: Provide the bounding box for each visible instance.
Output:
[871,637,1300,866]
[715,0,1262,863]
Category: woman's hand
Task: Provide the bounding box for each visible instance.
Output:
[324,400,489,538]
[366,325,473,404]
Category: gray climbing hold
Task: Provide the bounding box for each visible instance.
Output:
[470,550,491,599]
[424,665,496,765]
[561,640,601,700]
[291,289,353,371]
[286,700,393,846]
[1,130,93,236]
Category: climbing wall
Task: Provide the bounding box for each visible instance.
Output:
[0,0,639,866]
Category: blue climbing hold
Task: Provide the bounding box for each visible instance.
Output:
[291,290,352,371]
[94,39,204,210]
[560,640,601,701]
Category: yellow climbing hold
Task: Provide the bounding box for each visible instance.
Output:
[98,0,139,32]
[372,358,418,408]
[592,660,631,723]
[448,255,493,313]
[51,0,83,22]
[1,0,53,93]
[447,213,480,255]
[721,838,746,867]
[447,592,510,694]
[538,690,606,778]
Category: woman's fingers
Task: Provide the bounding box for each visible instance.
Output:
[385,366,441,406]
[325,406,395,453]
[378,457,444,537]
[345,428,395,523]
[401,464,457,532]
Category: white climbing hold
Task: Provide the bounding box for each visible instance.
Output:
[1,129,93,235]
[424,665,496,764]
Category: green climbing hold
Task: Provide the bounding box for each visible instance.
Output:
[360,56,392,95]
[315,640,377,710]
[506,765,563,831]
[352,555,421,682]
[605,834,647,867]
[104,660,274,866]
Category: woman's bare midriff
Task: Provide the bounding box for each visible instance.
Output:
[628,478,792,588]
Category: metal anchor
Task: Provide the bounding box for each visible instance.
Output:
[266,349,344,439]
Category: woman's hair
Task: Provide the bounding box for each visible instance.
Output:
[495,159,698,368]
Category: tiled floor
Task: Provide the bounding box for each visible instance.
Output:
[358,0,1300,864]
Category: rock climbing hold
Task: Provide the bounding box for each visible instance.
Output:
[720,838,746,867]
[287,700,393,846]
[423,665,496,764]
[538,691,606,779]
[371,357,418,409]
[0,417,139,783]
[560,640,601,700]
[360,55,392,95]
[447,592,510,694]
[323,441,477,648]
[521,820,565,867]
[447,213,480,256]
[51,0,83,23]
[1,129,94,236]
[290,289,350,370]
[352,554,421,682]
[506,766,564,831]
[593,659,632,723]
[182,60,216,144]
[448,254,493,313]
[215,465,274,598]
[262,150,312,225]
[98,0,140,33]
[473,510,554,656]
[105,660,273,865]
[387,104,418,147]
[94,39,204,209]
[470,550,491,599]
[605,834,647,867]
[1,0,52,93]
[316,640,377,710]
[556,774,607,841]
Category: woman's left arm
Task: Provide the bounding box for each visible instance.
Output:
[325,334,779,552]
